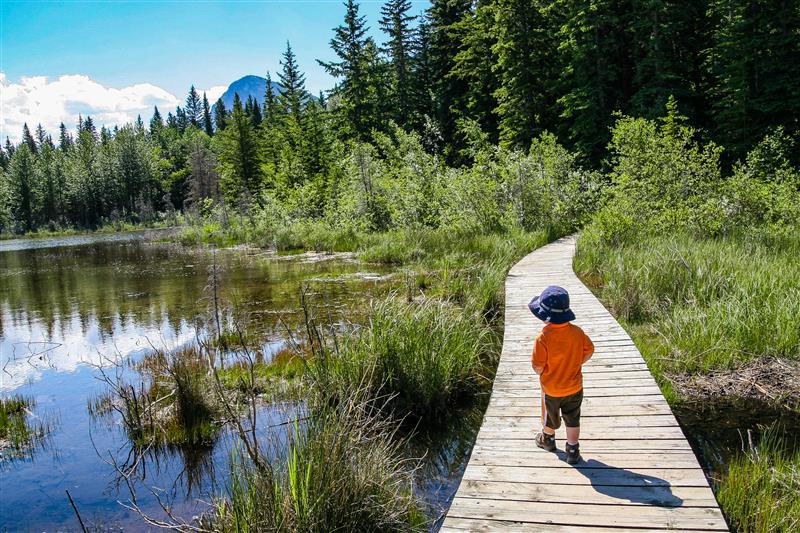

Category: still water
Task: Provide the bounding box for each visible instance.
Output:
[0,234,428,530]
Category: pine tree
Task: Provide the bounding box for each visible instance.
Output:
[166,111,178,130]
[7,144,38,231]
[214,98,228,131]
[706,0,800,161]
[263,72,279,126]
[176,107,188,132]
[202,93,214,136]
[4,138,15,159]
[630,0,709,124]
[380,0,417,127]
[83,116,97,138]
[318,0,380,139]
[22,123,38,154]
[451,0,501,143]
[425,0,472,154]
[493,0,558,148]
[279,41,309,122]
[556,0,635,163]
[35,124,48,147]
[58,123,73,152]
[186,86,203,128]
[218,93,262,204]
[150,106,165,136]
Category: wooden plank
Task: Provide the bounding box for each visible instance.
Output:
[442,236,727,531]
[447,499,728,530]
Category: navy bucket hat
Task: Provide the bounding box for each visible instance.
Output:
[529,285,576,324]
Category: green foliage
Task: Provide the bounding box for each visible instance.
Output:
[0,395,49,460]
[575,229,800,374]
[717,429,800,533]
[212,394,424,532]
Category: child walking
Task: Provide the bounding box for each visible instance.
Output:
[528,285,594,464]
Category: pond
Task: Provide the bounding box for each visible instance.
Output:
[0,234,478,530]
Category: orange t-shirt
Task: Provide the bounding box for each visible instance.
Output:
[531,322,594,397]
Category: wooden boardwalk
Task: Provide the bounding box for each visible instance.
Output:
[442,236,728,532]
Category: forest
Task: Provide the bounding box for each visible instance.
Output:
[2,1,800,531]
[1,0,799,233]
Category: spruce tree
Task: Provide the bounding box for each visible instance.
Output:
[58,123,73,152]
[21,123,38,154]
[218,93,262,204]
[380,0,417,127]
[425,0,472,155]
[556,0,635,163]
[278,41,309,122]
[150,106,165,136]
[186,85,203,127]
[202,93,214,136]
[214,98,228,131]
[451,0,501,143]
[706,0,800,161]
[7,144,38,231]
[263,72,279,126]
[318,0,380,139]
[493,0,557,148]
[630,0,709,124]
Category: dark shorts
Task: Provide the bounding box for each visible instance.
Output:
[541,389,583,429]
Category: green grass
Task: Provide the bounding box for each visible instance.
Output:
[717,429,800,533]
[0,395,48,460]
[211,391,425,532]
[575,228,800,376]
[91,346,222,446]
[309,298,495,424]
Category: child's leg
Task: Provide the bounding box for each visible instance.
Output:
[561,390,584,445]
[566,426,580,445]
[541,393,560,435]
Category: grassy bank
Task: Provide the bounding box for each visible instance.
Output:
[0,217,183,241]
[717,430,800,533]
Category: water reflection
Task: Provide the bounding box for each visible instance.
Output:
[0,236,394,530]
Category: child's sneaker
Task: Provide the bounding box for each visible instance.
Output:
[565,442,582,464]
[535,431,556,452]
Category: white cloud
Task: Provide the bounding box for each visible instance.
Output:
[0,73,187,142]
[203,85,228,104]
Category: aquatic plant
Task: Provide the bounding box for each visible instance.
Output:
[717,428,800,533]
[0,395,49,461]
[211,389,425,532]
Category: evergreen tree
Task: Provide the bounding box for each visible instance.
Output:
[7,145,38,231]
[409,20,436,127]
[4,138,15,159]
[380,0,417,127]
[556,0,635,163]
[706,0,800,161]
[150,106,165,136]
[35,124,48,147]
[186,85,203,127]
[278,41,309,122]
[202,93,214,136]
[493,0,557,148]
[166,111,178,130]
[451,0,501,143]
[263,72,279,126]
[22,123,38,154]
[318,0,380,139]
[214,98,228,131]
[83,116,97,138]
[58,123,73,152]
[425,0,472,155]
[630,0,709,125]
[218,93,262,204]
[175,107,188,132]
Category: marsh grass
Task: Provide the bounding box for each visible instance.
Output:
[0,395,50,461]
[575,228,800,375]
[308,298,495,424]
[92,346,223,446]
[211,391,425,532]
[717,429,800,533]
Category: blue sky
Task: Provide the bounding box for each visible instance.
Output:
[0,0,430,140]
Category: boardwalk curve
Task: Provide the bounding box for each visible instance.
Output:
[442,236,728,532]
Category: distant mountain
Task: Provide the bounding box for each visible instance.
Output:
[215,75,281,110]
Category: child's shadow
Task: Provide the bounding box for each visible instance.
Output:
[556,454,684,507]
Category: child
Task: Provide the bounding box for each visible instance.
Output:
[528,285,594,464]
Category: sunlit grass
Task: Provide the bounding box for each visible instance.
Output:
[717,429,800,533]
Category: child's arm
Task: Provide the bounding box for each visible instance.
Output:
[582,331,595,364]
[532,334,547,375]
